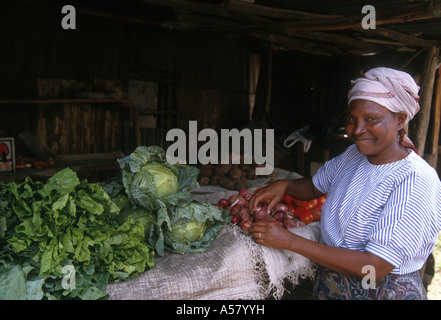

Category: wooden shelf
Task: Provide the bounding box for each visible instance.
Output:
[0,151,124,184]
[0,99,133,107]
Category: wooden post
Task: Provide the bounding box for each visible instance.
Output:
[409,47,440,156]
[428,67,441,169]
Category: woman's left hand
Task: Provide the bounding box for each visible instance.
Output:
[248,220,295,250]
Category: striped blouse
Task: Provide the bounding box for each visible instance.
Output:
[312,144,441,275]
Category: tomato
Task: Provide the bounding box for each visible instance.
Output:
[294,199,308,207]
[310,206,321,221]
[293,206,309,218]
[317,196,327,205]
[283,194,296,204]
[313,203,322,211]
[304,199,317,210]
[299,209,313,224]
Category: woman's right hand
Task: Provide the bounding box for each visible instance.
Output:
[249,179,289,215]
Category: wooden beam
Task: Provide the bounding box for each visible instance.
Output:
[284,30,381,53]
[0,99,133,106]
[226,0,343,20]
[251,32,342,56]
[361,27,441,48]
[213,3,436,33]
[409,47,440,156]
[140,0,267,23]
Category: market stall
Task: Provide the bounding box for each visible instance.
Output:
[0,146,322,300]
[105,168,322,300]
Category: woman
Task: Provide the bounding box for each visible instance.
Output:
[249,67,441,300]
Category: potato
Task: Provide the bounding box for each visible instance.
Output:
[215,164,232,176]
[198,175,210,186]
[210,174,221,185]
[199,164,214,177]
[219,176,235,190]
[245,167,257,180]
[234,177,251,190]
[228,167,243,181]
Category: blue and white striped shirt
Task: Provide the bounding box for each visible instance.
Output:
[312,144,441,275]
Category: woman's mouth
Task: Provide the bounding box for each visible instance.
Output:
[353,137,376,144]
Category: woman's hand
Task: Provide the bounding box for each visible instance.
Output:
[248,220,295,251]
[249,180,289,215]
[249,177,325,215]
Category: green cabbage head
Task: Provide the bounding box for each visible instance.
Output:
[170,219,207,243]
[136,163,178,199]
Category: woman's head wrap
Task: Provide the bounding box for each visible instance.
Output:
[347,67,420,154]
[348,67,420,124]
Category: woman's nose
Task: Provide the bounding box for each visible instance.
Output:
[348,120,366,135]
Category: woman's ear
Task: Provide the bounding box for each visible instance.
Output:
[396,112,407,130]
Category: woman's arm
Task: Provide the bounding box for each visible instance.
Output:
[248,221,394,281]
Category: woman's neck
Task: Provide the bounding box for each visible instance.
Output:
[366,144,410,165]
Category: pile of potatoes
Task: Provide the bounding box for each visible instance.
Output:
[196,161,275,191]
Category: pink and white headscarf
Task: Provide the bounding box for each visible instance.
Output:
[347,67,420,153]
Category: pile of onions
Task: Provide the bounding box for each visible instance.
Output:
[215,189,306,232]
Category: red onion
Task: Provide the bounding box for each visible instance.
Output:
[273,202,289,214]
[240,218,253,232]
[231,215,240,224]
[218,198,229,208]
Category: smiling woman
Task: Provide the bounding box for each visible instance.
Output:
[248,67,441,300]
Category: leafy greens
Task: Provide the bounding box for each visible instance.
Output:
[0,168,155,300]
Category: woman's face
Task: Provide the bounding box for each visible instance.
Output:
[346,99,407,164]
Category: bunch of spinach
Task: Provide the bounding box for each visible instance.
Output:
[0,168,155,300]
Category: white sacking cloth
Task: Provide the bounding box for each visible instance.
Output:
[105,169,322,300]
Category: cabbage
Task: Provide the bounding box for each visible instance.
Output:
[163,198,230,254]
[134,163,178,199]
[170,220,206,243]
[113,146,230,256]
[118,146,198,211]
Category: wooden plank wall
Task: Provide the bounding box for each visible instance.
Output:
[35,103,125,155]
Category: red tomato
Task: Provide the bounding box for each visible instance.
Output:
[305,199,317,210]
[283,194,296,204]
[293,206,309,218]
[310,206,321,221]
[313,203,323,211]
[294,199,308,207]
[317,196,327,205]
[286,202,296,216]
[300,210,313,224]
